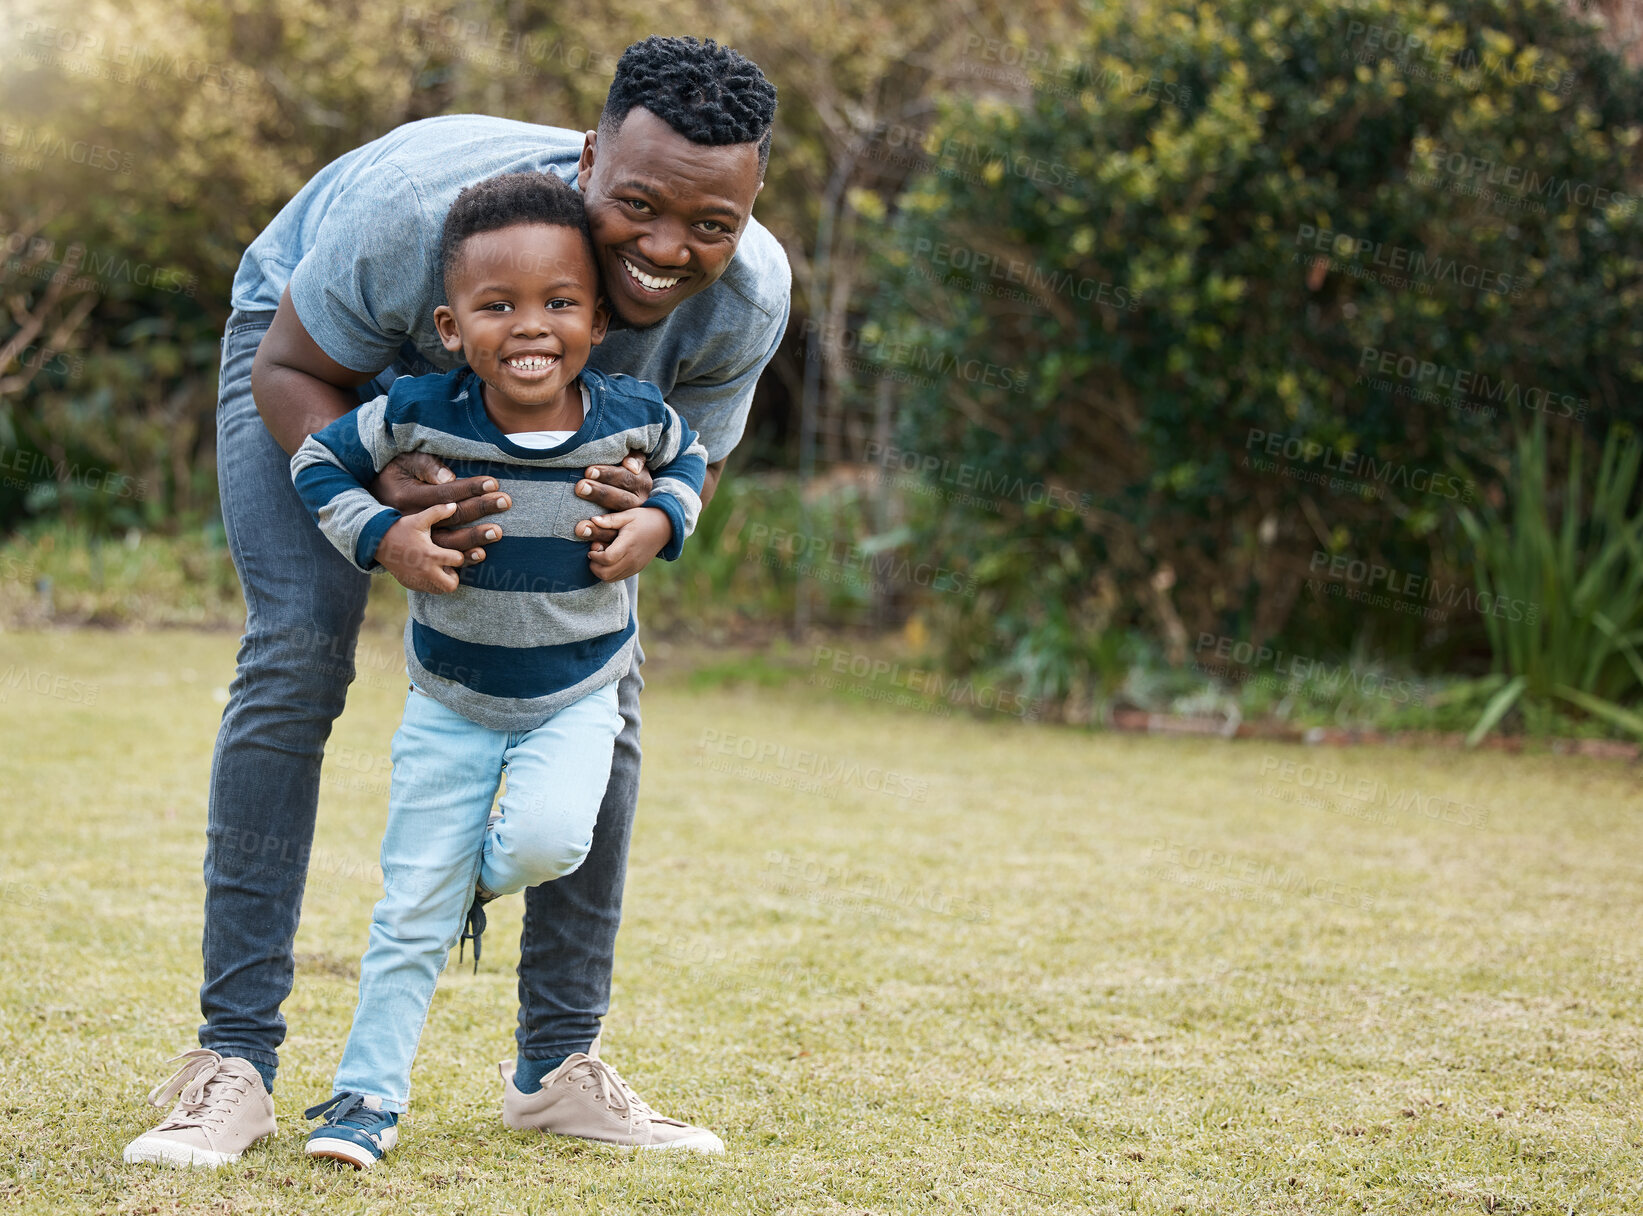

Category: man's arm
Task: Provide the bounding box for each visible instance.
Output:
[251,285,376,455]
[252,286,511,560]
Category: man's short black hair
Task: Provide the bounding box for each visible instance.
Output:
[599,36,777,176]
[439,171,594,294]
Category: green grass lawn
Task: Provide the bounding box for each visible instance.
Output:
[1,627,1640,1215]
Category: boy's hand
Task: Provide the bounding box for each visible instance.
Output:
[586,507,673,582]
[371,453,511,566]
[375,503,467,593]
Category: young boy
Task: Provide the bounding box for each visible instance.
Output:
[288,170,707,1168]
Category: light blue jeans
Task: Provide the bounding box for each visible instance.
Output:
[332,681,622,1111]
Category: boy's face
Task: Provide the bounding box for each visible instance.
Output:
[434,222,610,414]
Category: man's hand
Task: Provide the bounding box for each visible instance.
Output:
[371,452,512,566]
[375,503,467,593]
[587,507,674,582]
[573,453,653,544]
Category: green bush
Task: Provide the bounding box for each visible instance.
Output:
[1457,420,1643,740]
[858,0,1643,705]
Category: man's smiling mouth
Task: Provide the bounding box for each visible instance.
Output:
[621,257,684,293]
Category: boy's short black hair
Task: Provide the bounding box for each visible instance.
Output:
[439,171,594,294]
[599,36,777,176]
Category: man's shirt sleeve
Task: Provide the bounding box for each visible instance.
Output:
[666,250,792,464]
[286,163,437,376]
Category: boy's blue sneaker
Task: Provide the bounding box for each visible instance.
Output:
[304,1092,399,1169]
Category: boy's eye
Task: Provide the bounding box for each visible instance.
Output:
[547,298,576,310]
[482,301,512,312]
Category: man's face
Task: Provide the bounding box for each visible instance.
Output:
[433,222,610,416]
[578,106,764,329]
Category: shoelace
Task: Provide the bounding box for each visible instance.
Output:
[304,1092,386,1128]
[457,890,495,973]
[145,1049,249,1131]
[562,1057,658,1123]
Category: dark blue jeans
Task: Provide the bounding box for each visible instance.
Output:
[200,311,642,1083]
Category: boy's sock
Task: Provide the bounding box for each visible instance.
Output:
[512,1053,576,1094]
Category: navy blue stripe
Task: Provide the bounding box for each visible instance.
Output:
[642,495,687,562]
[444,460,587,484]
[412,616,635,699]
[355,508,400,569]
[294,461,374,517]
[456,536,599,593]
[656,451,707,487]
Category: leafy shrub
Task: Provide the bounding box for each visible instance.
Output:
[858,0,1643,704]
[1458,420,1643,740]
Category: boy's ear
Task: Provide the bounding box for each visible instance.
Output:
[589,297,611,346]
[433,304,463,354]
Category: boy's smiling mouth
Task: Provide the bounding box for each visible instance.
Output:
[502,352,562,377]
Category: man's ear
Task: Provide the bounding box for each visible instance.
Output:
[433,304,463,354]
[589,297,611,346]
[577,129,597,191]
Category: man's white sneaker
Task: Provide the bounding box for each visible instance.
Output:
[122,1049,277,1168]
[500,1048,725,1153]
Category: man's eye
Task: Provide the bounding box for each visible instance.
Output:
[624,199,653,214]
[698,221,729,234]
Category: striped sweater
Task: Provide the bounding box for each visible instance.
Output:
[291,365,707,730]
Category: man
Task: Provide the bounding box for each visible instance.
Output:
[123,35,789,1168]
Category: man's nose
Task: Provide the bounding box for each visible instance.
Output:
[637,220,691,269]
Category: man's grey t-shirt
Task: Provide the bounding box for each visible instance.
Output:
[231,113,791,462]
